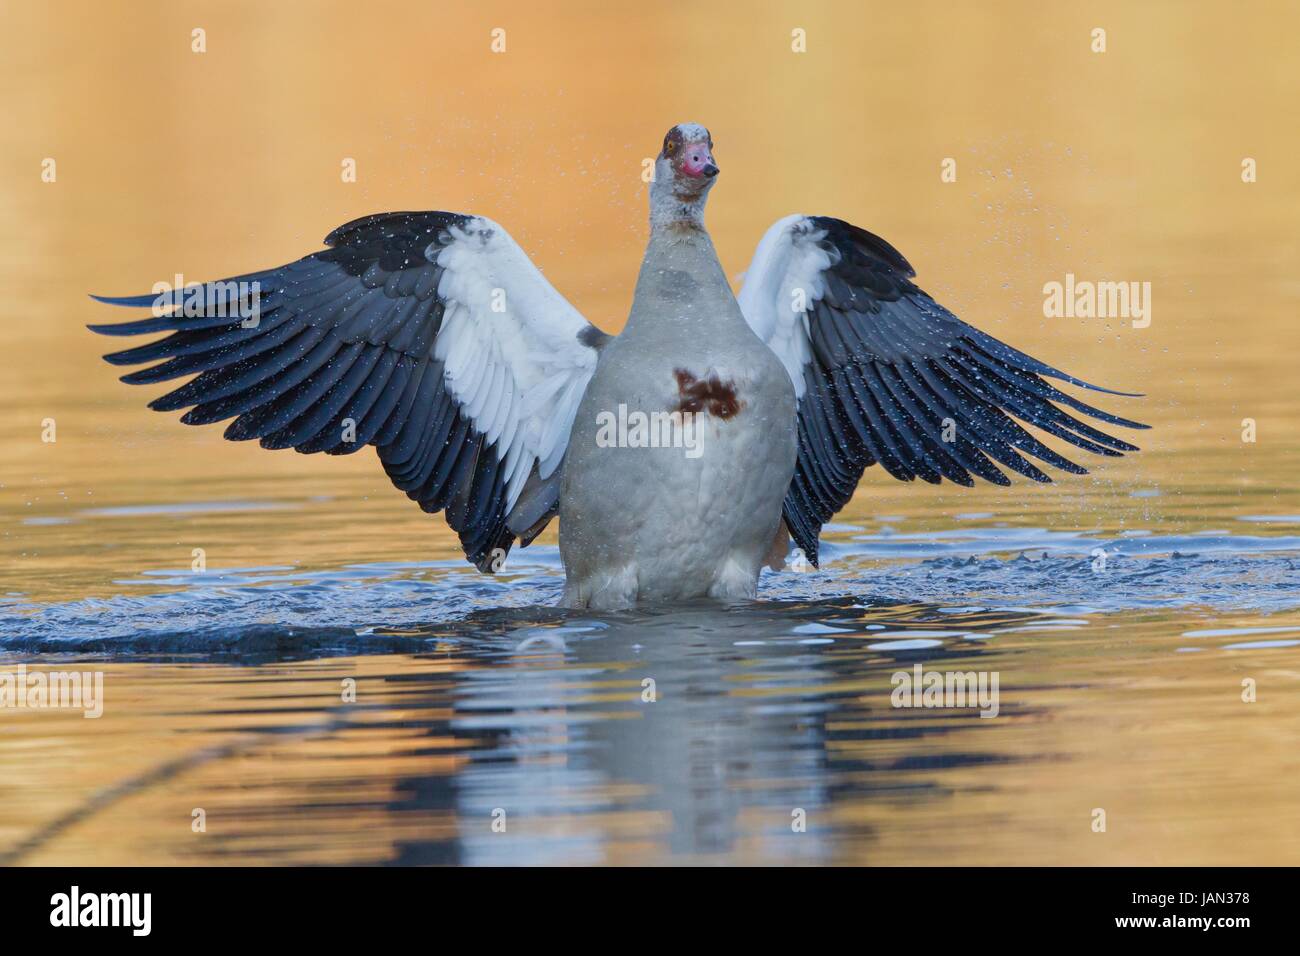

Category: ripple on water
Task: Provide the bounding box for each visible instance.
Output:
[0,529,1297,658]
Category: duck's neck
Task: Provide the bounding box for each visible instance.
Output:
[627,195,742,341]
[648,178,709,232]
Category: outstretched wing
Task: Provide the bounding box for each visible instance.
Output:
[738,214,1147,566]
[90,211,610,570]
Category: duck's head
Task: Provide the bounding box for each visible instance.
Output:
[650,123,718,227]
[656,122,718,194]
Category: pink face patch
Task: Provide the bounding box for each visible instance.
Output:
[678,143,716,178]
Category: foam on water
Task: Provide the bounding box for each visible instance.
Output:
[1,527,1296,659]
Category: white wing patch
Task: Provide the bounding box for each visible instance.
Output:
[735,214,837,402]
[433,217,600,510]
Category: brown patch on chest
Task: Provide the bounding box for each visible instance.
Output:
[673,368,743,419]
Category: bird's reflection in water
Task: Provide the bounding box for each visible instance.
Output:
[385,598,1033,865]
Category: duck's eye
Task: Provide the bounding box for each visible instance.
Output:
[664,140,676,156]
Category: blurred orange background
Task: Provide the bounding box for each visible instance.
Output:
[2,0,1297,599]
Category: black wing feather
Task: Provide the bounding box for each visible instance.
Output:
[784,216,1148,566]
[89,211,529,570]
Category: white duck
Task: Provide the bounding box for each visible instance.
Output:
[92,122,1145,609]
